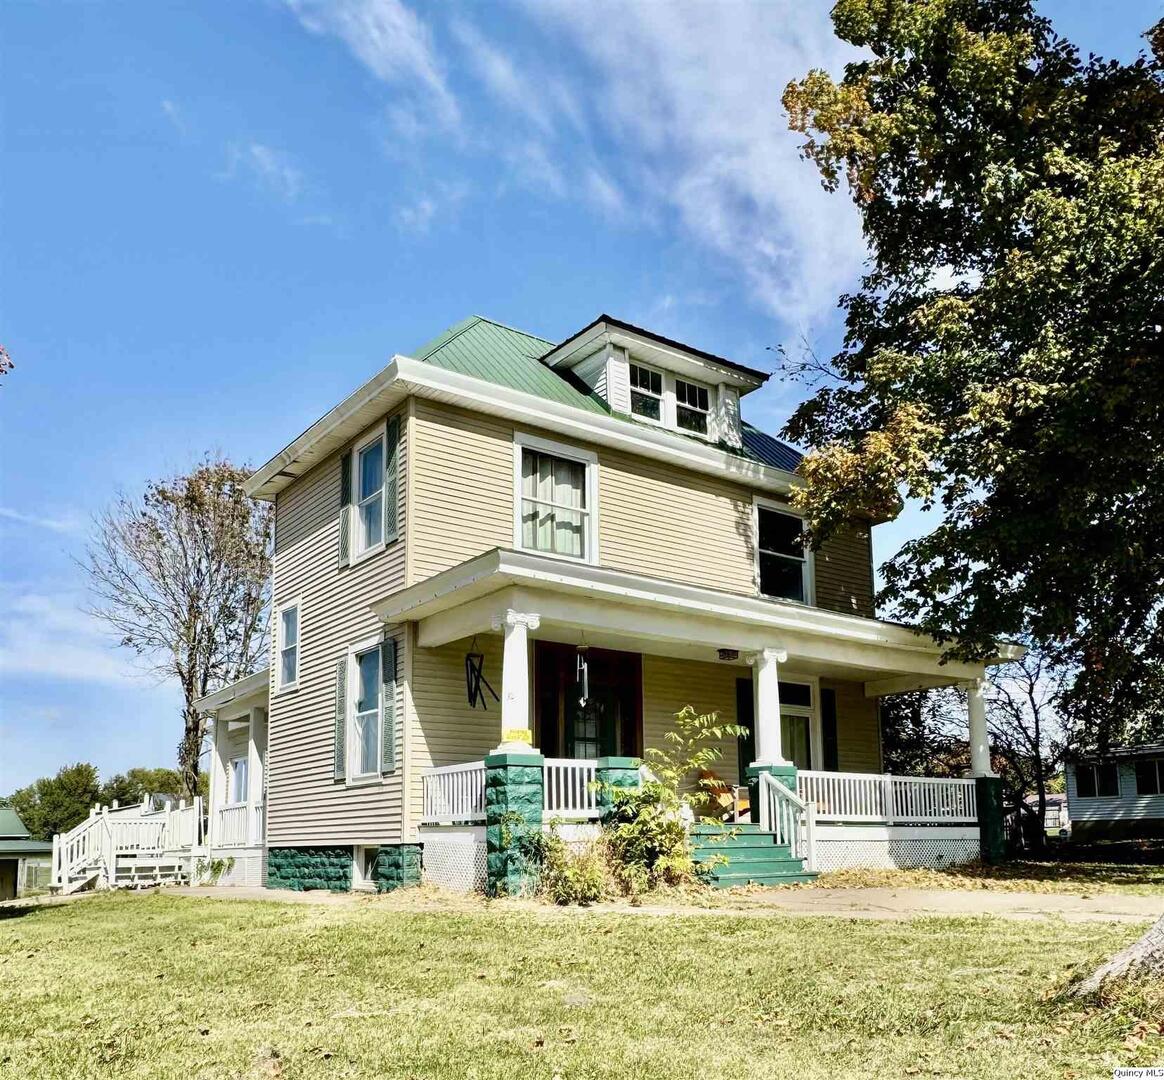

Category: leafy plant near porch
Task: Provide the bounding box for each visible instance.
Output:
[603,706,747,899]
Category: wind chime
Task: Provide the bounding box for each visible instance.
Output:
[575,634,590,708]
[464,636,499,710]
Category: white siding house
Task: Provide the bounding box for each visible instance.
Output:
[1065,746,1164,841]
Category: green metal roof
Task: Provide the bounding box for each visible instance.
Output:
[411,315,803,472]
[413,316,609,414]
[0,808,30,839]
[0,839,51,856]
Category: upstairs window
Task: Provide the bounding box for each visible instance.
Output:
[757,506,810,603]
[629,363,663,422]
[276,601,299,691]
[1135,759,1164,796]
[1075,761,1120,798]
[517,439,594,561]
[356,435,385,556]
[675,378,710,436]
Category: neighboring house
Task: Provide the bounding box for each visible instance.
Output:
[0,809,52,900]
[53,314,1017,894]
[1066,746,1164,842]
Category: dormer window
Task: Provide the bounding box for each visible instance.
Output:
[675,378,710,436]
[629,363,663,423]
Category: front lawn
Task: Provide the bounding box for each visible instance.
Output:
[0,892,1160,1079]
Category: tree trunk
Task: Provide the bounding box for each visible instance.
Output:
[178,705,203,799]
[1071,912,1164,997]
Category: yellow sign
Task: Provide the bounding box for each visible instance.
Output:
[502,727,532,745]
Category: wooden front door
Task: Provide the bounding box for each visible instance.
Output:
[0,859,17,901]
[534,642,642,759]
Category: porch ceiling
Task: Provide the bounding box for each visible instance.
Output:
[371,549,1014,695]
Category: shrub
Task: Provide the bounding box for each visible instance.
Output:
[525,824,608,905]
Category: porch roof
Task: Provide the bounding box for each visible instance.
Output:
[193,668,270,715]
[371,548,1017,696]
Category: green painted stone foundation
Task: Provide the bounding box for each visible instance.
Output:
[266,846,353,892]
[484,750,543,897]
[976,776,1006,864]
[372,844,422,892]
[595,756,641,814]
[745,763,798,824]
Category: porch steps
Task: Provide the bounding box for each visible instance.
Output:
[690,823,816,888]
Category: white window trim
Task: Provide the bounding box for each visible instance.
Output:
[512,431,600,565]
[628,361,665,427]
[352,845,380,892]
[1075,761,1120,799]
[274,597,301,694]
[345,634,384,787]
[753,496,815,607]
[349,419,390,566]
[777,672,821,771]
[671,374,713,441]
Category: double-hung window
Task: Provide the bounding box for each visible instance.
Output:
[517,437,594,561]
[276,601,299,691]
[356,435,385,556]
[757,505,811,603]
[351,645,382,780]
[675,378,710,435]
[629,363,663,422]
[1075,761,1120,798]
[230,757,248,804]
[1135,758,1164,796]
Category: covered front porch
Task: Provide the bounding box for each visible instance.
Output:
[376,548,1005,889]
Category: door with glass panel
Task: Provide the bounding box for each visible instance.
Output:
[534,643,641,759]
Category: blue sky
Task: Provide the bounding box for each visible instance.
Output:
[1,0,1160,792]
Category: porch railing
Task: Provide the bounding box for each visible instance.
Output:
[796,770,978,824]
[543,758,600,820]
[757,773,816,869]
[216,803,249,847]
[422,761,487,824]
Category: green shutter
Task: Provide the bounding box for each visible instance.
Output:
[821,688,839,772]
[338,450,352,568]
[381,635,397,774]
[334,658,347,781]
[384,416,400,545]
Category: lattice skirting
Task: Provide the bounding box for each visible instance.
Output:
[813,826,980,872]
[554,822,600,855]
[419,827,487,892]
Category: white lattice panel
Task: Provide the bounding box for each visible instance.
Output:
[814,836,980,872]
[422,834,487,892]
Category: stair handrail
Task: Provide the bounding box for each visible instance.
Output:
[757,772,817,871]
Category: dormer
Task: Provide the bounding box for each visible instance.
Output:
[538,314,768,449]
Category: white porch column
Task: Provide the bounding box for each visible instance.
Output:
[208,713,227,848]
[965,678,995,776]
[247,707,266,846]
[750,647,789,766]
[491,609,540,751]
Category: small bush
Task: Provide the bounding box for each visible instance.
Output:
[526,824,608,905]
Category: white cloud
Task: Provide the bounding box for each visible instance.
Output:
[0,588,148,687]
[513,1,867,326]
[0,506,84,534]
[160,98,186,137]
[287,0,459,131]
[393,180,468,233]
[222,142,303,203]
[582,168,625,216]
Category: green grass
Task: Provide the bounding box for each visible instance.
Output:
[0,892,1161,1079]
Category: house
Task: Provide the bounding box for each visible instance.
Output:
[0,809,52,900]
[53,314,1016,894]
[1066,746,1164,842]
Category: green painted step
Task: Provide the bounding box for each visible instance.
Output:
[691,823,766,834]
[691,823,816,888]
[691,834,794,851]
[700,855,807,876]
[709,870,816,887]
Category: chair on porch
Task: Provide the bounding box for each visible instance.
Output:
[698,769,751,824]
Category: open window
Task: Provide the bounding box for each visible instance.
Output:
[756,503,812,604]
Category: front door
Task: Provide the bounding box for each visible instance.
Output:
[0,859,17,901]
[535,642,642,758]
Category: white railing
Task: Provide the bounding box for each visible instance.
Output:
[422,761,487,824]
[797,770,978,824]
[165,798,204,850]
[217,803,249,847]
[758,772,816,869]
[543,758,600,820]
[111,818,167,852]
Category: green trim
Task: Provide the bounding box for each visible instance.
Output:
[976,776,1006,864]
[484,755,544,897]
[372,844,421,892]
[484,751,544,768]
[745,763,799,824]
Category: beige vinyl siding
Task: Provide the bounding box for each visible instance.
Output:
[406,635,505,833]
[642,655,745,789]
[267,410,408,847]
[408,400,513,583]
[822,678,882,773]
[815,522,875,618]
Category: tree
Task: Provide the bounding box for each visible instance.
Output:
[83,460,272,796]
[783,0,1164,994]
[880,685,968,777]
[781,1,1164,745]
[5,764,101,842]
[0,345,12,381]
[98,767,185,808]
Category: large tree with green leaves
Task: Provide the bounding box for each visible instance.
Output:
[3,763,101,842]
[782,0,1164,748]
[84,460,272,796]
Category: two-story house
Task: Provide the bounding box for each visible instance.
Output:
[179,315,1011,893]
